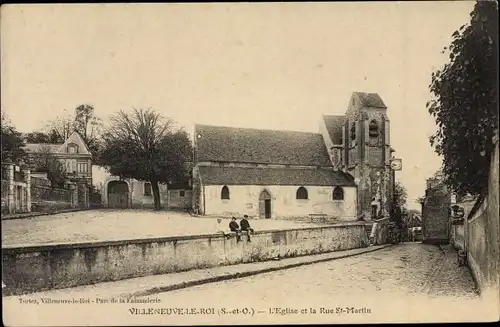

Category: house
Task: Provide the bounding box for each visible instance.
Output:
[91,165,192,209]
[24,131,92,185]
[24,131,92,208]
[192,92,395,220]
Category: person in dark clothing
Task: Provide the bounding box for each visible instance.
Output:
[240,215,254,232]
[228,217,242,242]
[240,215,254,242]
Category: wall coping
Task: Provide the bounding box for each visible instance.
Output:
[2,222,366,253]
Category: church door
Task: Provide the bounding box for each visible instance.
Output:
[259,190,272,219]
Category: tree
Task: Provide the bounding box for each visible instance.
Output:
[28,144,67,188]
[44,109,74,143]
[391,181,408,225]
[427,1,498,197]
[393,181,408,209]
[44,105,103,156]
[99,108,193,210]
[24,131,61,144]
[73,104,103,155]
[1,111,26,162]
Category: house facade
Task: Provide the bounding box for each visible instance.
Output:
[24,131,93,185]
[192,92,394,220]
[24,131,92,208]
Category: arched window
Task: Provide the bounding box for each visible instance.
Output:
[221,185,230,200]
[350,123,356,142]
[333,186,344,200]
[369,120,379,138]
[296,187,308,200]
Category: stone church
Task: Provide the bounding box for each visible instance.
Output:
[192,92,395,221]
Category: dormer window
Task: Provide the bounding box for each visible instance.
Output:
[67,143,79,154]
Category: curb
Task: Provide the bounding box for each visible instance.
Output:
[128,244,392,298]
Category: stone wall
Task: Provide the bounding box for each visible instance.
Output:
[30,185,73,213]
[2,223,369,295]
[450,198,475,251]
[371,217,391,245]
[129,180,168,208]
[466,134,499,306]
[202,185,357,220]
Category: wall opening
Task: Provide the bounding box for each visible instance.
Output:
[107,181,129,208]
[259,189,272,219]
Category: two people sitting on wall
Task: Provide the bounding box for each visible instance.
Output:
[216,216,254,242]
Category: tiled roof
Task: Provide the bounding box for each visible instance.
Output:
[195,124,332,166]
[24,143,63,154]
[353,92,387,108]
[322,115,345,145]
[198,166,355,186]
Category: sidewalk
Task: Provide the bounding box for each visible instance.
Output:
[3,244,390,301]
[430,244,480,299]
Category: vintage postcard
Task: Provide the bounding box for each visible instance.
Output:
[1,2,499,326]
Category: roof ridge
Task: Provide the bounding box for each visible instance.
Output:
[25,142,64,146]
[195,124,322,136]
[322,114,345,118]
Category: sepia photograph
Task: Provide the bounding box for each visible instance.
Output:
[1,1,499,326]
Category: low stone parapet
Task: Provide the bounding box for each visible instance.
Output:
[2,223,369,295]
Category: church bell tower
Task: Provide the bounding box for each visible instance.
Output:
[343,92,393,220]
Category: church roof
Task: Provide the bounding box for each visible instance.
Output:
[353,92,387,108]
[195,124,332,166]
[198,166,355,186]
[322,115,345,145]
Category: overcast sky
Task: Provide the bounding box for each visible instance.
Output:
[1,2,475,209]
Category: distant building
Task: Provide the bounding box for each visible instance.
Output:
[24,131,92,208]
[421,176,451,244]
[192,92,395,220]
[91,165,192,210]
[24,131,92,186]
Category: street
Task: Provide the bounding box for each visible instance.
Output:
[135,243,483,324]
[2,243,490,326]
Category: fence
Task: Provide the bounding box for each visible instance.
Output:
[30,176,51,187]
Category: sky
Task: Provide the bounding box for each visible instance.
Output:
[1,2,475,210]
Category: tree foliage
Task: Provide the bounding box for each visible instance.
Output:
[393,181,408,209]
[428,1,499,197]
[73,104,103,155]
[24,131,61,144]
[1,111,26,162]
[28,145,67,188]
[391,181,408,225]
[44,105,103,156]
[99,108,193,210]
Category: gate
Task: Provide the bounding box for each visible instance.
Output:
[107,181,129,208]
